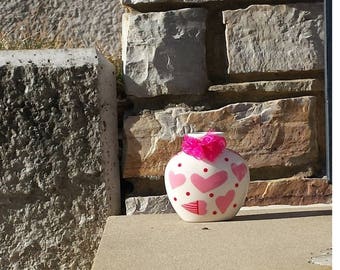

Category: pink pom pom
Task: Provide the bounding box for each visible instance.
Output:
[182,132,227,162]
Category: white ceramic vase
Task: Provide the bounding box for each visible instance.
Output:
[164,132,250,222]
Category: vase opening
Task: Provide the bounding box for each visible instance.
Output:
[186,132,224,139]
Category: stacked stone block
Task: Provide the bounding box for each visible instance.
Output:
[122,8,209,97]
[0,49,120,269]
[223,3,324,81]
[124,97,319,178]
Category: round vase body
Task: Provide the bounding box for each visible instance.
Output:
[164,133,250,222]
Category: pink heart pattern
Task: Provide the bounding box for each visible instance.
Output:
[191,171,228,193]
[169,171,186,189]
[182,200,207,215]
[216,190,235,213]
[231,163,247,182]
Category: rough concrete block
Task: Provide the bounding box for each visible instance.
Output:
[0,0,124,57]
[122,8,209,97]
[123,97,318,179]
[223,3,324,80]
[0,48,120,269]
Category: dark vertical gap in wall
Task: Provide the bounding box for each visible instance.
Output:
[206,8,228,84]
[325,0,332,184]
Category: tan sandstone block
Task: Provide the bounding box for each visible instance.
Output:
[245,177,332,206]
[123,96,318,179]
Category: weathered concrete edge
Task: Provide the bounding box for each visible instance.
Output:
[241,203,332,212]
[97,52,121,215]
[0,48,99,67]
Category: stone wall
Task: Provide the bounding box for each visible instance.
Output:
[0,49,120,269]
[120,0,330,210]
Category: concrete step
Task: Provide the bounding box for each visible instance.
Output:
[92,204,332,270]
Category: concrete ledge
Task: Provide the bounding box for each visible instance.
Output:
[92,204,331,270]
[0,48,98,67]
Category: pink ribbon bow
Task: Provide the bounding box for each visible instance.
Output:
[182,132,227,162]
